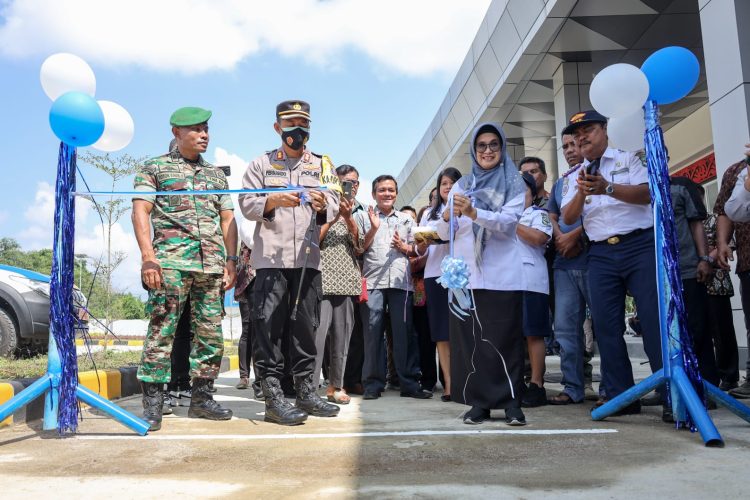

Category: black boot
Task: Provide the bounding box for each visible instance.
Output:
[295,374,340,417]
[188,378,233,420]
[262,377,308,426]
[141,382,163,432]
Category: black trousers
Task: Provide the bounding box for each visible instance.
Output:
[682,278,720,386]
[251,268,321,380]
[414,305,437,391]
[344,303,364,389]
[168,300,192,391]
[706,294,739,383]
[739,271,750,372]
[238,281,263,386]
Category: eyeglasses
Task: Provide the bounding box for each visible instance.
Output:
[475,141,501,153]
[342,179,359,186]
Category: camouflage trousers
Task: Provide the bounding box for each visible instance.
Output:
[137,269,225,383]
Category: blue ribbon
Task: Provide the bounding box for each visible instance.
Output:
[71,186,328,197]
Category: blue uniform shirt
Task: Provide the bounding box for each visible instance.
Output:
[547,175,588,270]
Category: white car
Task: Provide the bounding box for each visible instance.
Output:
[0,264,88,357]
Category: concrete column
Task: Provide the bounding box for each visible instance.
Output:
[700,0,750,178]
[700,0,750,362]
[552,62,593,179]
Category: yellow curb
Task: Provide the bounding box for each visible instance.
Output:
[127,340,144,346]
[0,383,13,427]
[78,370,122,401]
[229,354,239,371]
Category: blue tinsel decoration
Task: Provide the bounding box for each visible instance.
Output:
[644,100,705,429]
[51,142,80,434]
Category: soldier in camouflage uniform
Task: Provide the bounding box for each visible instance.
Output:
[132,106,238,431]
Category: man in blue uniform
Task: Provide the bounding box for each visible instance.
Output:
[560,110,663,418]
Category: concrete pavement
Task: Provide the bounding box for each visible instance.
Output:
[0,356,748,499]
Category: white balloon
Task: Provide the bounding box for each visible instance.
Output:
[608,109,646,152]
[40,53,96,101]
[92,101,135,151]
[589,63,649,118]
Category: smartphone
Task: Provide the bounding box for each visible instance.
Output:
[342,180,353,199]
[585,159,600,176]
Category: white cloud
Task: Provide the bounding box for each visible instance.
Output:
[19,181,91,249]
[0,0,491,77]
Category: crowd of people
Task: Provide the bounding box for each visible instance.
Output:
[130,101,750,432]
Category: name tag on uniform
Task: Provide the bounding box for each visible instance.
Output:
[611,167,630,177]
[157,172,185,182]
[300,169,321,179]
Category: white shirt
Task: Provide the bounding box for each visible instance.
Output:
[435,181,525,291]
[560,148,653,242]
[517,206,553,294]
[419,206,450,279]
[725,167,750,223]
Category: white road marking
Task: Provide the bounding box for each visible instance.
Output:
[76,428,618,440]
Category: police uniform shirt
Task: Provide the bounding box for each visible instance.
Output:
[560,147,653,242]
[725,167,750,223]
[238,147,339,270]
[517,206,553,294]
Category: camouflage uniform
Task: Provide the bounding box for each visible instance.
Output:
[134,150,233,383]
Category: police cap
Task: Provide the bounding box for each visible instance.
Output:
[276,100,311,122]
[170,107,212,127]
[562,110,607,136]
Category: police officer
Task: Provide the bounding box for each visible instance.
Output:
[560,110,662,418]
[239,100,340,426]
[132,107,237,431]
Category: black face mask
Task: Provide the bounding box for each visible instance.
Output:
[281,126,310,150]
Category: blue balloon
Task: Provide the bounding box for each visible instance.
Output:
[49,91,104,147]
[641,46,700,105]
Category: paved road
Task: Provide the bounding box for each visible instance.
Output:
[0,357,748,499]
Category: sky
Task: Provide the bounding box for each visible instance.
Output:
[0,0,491,295]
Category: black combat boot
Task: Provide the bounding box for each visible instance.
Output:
[141,382,163,432]
[188,378,233,420]
[295,374,340,417]
[262,377,308,426]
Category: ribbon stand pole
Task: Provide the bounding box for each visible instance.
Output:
[591,100,750,446]
[0,143,149,436]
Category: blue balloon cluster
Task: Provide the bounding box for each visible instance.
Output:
[641,46,700,105]
[49,91,104,147]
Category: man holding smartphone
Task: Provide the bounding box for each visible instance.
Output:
[560,110,663,419]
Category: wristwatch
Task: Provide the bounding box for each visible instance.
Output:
[605,183,614,195]
[698,255,715,265]
[226,255,239,263]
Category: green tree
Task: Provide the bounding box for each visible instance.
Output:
[79,152,145,348]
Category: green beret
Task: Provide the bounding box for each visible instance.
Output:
[170,107,212,127]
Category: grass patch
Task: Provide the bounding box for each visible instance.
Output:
[1,345,237,380]
[0,350,142,380]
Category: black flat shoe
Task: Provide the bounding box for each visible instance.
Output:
[363,390,381,400]
[440,394,452,402]
[463,406,490,424]
[400,389,433,400]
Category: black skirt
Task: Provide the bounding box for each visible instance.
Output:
[424,277,450,342]
[450,289,525,410]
